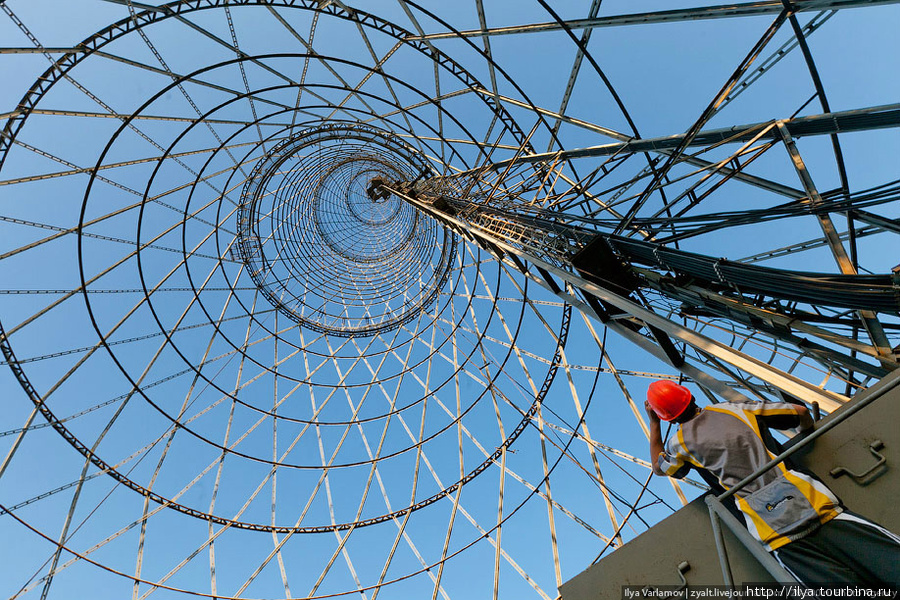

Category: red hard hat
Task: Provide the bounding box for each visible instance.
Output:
[647,380,692,421]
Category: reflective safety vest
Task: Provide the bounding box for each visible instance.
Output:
[657,402,841,550]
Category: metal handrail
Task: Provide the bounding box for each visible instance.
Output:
[706,495,796,583]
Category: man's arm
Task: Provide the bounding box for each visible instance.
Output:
[645,401,666,476]
[753,402,815,433]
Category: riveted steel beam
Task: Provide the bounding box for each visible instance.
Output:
[409,0,900,41]
[469,104,900,175]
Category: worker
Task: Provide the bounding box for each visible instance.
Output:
[645,379,900,588]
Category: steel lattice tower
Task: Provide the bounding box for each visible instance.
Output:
[0,1,898,599]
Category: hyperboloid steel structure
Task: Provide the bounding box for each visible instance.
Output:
[0,1,898,599]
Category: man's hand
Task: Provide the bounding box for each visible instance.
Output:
[794,404,815,433]
[644,400,660,424]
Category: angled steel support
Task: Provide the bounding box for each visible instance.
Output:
[392,187,850,412]
[776,121,896,362]
[409,0,900,40]
[642,270,895,374]
[850,209,900,235]
[467,103,900,175]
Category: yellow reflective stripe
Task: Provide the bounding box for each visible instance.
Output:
[736,495,780,546]
[703,405,737,415]
[661,455,683,477]
[781,470,839,515]
[766,535,795,551]
[705,404,753,426]
[713,402,798,418]
[740,401,797,416]
[676,427,703,468]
